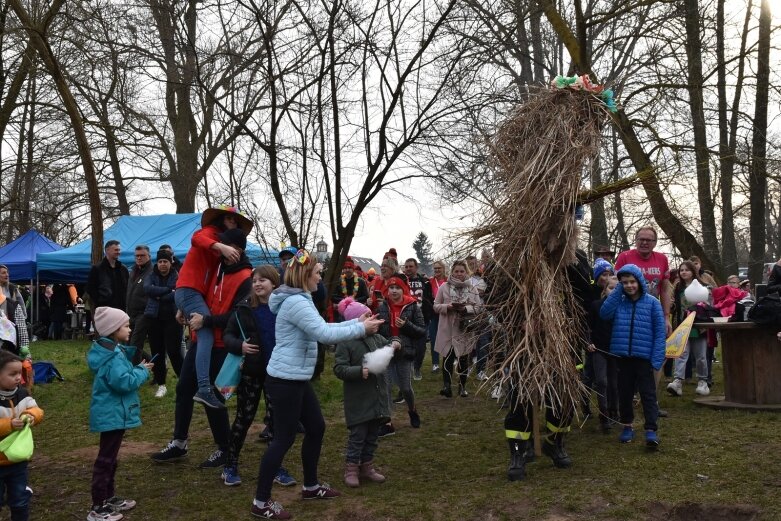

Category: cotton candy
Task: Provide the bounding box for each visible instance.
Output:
[363,345,395,374]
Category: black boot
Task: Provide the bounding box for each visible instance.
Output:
[507,439,528,481]
[542,433,572,469]
[523,439,536,463]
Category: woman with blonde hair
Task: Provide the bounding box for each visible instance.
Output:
[428,260,448,372]
[433,260,482,397]
[250,250,384,519]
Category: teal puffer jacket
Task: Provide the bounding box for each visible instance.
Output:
[87,338,149,433]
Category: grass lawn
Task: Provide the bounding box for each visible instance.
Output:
[26,339,778,520]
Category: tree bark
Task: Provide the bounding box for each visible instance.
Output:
[683,0,721,278]
[537,0,712,267]
[748,0,770,283]
[8,0,104,262]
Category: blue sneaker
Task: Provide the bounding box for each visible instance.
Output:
[274,467,297,486]
[619,426,634,443]
[222,465,242,486]
[645,430,660,449]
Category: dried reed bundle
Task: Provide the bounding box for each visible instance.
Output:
[476,86,609,415]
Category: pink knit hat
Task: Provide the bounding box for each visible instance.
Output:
[94,307,130,338]
[337,297,370,322]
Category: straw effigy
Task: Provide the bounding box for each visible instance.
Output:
[475,77,615,415]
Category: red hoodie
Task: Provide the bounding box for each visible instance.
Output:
[176,225,222,295]
[388,295,418,336]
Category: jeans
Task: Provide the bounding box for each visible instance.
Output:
[413,334,427,372]
[673,336,708,381]
[0,461,30,521]
[175,288,213,391]
[617,357,658,431]
[474,330,491,373]
[442,350,469,389]
[173,341,230,449]
[91,430,124,507]
[256,377,325,502]
[386,357,414,411]
[428,316,440,366]
[346,419,382,463]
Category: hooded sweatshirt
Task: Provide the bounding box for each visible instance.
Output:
[599,264,666,370]
[266,286,365,380]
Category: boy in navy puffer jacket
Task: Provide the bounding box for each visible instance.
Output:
[599,264,666,449]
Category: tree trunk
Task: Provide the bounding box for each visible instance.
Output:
[748,0,770,283]
[8,0,104,262]
[684,0,721,278]
[21,69,35,232]
[537,0,712,266]
[589,155,608,251]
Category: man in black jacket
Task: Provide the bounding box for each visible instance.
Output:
[404,258,433,381]
[86,240,129,312]
[127,245,153,358]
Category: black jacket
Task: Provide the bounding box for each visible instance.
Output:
[377,299,426,360]
[407,273,433,323]
[222,299,268,378]
[768,264,781,295]
[87,258,129,311]
[126,262,153,318]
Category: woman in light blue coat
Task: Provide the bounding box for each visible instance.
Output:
[251,250,384,520]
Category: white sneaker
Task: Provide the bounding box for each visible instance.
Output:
[490,384,503,400]
[666,379,683,397]
[695,380,710,396]
[155,385,167,398]
[476,371,488,381]
[431,364,440,373]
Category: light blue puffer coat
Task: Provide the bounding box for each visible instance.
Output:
[599,264,667,370]
[267,286,366,380]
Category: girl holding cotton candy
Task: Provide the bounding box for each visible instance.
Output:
[334,297,399,488]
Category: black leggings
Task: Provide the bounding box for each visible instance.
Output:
[442,350,469,389]
[226,372,265,467]
[255,377,325,502]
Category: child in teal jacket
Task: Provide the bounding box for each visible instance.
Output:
[86,307,153,521]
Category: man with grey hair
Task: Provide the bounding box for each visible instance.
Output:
[127,245,153,355]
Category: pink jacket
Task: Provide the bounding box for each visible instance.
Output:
[433,278,482,358]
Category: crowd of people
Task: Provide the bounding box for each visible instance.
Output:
[0,206,780,520]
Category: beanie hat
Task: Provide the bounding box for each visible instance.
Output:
[343,256,355,270]
[156,249,173,262]
[387,275,410,295]
[337,297,370,322]
[367,268,376,276]
[219,228,248,250]
[94,307,130,338]
[593,258,614,281]
[383,248,398,260]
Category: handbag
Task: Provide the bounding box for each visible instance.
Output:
[0,422,34,462]
[215,313,247,399]
[215,353,243,400]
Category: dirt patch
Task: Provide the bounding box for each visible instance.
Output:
[647,501,761,521]
[63,441,162,461]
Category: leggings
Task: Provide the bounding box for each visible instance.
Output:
[226,372,265,467]
[442,349,469,389]
[386,357,415,412]
[255,377,325,502]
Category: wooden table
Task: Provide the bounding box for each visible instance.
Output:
[693,321,781,411]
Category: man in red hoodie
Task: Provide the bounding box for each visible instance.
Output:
[175,206,253,409]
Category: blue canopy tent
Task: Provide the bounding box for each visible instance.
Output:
[36,213,278,283]
[0,229,63,281]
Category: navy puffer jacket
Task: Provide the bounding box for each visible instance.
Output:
[599,264,667,370]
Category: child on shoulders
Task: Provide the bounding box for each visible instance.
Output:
[87,307,153,521]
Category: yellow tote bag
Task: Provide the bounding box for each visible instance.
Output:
[665,312,695,359]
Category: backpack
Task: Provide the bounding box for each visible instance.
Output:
[32,361,64,384]
[747,294,781,327]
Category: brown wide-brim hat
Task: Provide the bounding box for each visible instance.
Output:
[201,205,254,234]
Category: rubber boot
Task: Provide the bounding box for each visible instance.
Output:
[344,462,360,488]
[359,460,386,483]
[507,439,527,481]
[523,438,536,463]
[542,433,572,469]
